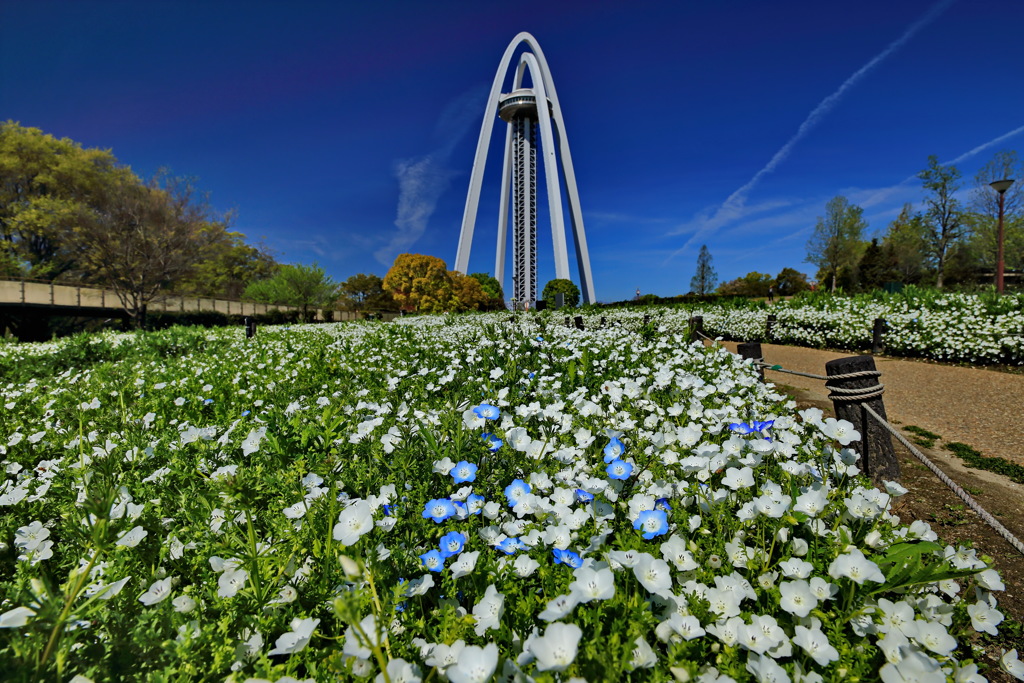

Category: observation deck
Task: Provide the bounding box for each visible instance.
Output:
[498,89,553,122]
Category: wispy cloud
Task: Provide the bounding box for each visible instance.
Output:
[858,123,1024,209]
[374,85,488,267]
[665,0,955,263]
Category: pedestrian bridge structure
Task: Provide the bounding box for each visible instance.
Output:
[0,278,378,329]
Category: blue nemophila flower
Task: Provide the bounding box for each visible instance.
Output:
[439,531,467,558]
[606,459,633,480]
[495,537,521,555]
[575,489,594,503]
[655,497,672,512]
[451,460,478,484]
[203,398,214,405]
[422,498,457,523]
[383,504,395,516]
[481,433,503,451]
[473,403,501,420]
[466,493,486,515]
[603,437,625,463]
[241,410,251,417]
[552,548,583,568]
[728,420,774,435]
[634,509,669,540]
[420,549,445,572]
[504,479,531,507]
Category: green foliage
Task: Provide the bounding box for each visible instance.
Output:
[805,195,867,293]
[903,425,940,449]
[944,442,1024,484]
[773,267,810,297]
[382,253,454,313]
[717,272,774,297]
[918,155,966,289]
[689,245,718,295]
[541,278,580,308]
[243,263,337,319]
[468,272,505,310]
[338,273,397,312]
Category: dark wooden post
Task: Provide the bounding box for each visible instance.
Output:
[643,314,651,325]
[737,342,765,382]
[244,316,256,338]
[825,355,900,485]
[871,318,886,355]
[688,315,705,340]
[765,314,777,341]
[600,316,606,328]
[565,316,571,327]
[574,316,585,330]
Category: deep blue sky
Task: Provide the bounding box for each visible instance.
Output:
[2,0,1022,302]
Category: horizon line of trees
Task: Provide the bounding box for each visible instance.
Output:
[805,151,1023,293]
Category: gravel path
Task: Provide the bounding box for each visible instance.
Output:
[719,342,1024,467]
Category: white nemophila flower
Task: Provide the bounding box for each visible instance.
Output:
[632,554,672,596]
[1001,649,1024,680]
[528,622,582,672]
[173,595,197,613]
[538,593,579,622]
[94,576,131,600]
[116,526,148,548]
[512,554,540,577]
[967,600,1003,636]
[913,620,957,657]
[628,636,657,670]
[819,417,859,445]
[268,617,319,656]
[472,584,504,636]
[879,647,945,683]
[569,565,615,603]
[14,521,49,551]
[450,551,480,579]
[240,427,267,456]
[333,500,374,546]
[793,624,839,666]
[139,577,173,605]
[779,580,818,617]
[217,568,248,598]
[343,614,383,660]
[828,548,884,584]
[446,643,499,683]
[655,613,705,643]
[0,606,36,628]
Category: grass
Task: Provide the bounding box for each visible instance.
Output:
[903,425,941,449]
[944,442,1024,485]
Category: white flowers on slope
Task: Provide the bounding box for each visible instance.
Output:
[333,500,374,546]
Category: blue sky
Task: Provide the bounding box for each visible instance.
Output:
[2,0,1022,302]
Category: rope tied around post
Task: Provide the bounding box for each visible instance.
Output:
[826,370,884,402]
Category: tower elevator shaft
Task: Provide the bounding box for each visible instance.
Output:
[511,114,537,306]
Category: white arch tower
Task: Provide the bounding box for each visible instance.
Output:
[454,32,596,305]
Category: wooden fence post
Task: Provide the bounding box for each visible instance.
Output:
[737,342,765,381]
[688,315,704,340]
[871,318,887,355]
[574,316,585,330]
[600,316,606,328]
[564,316,571,328]
[825,355,900,485]
[244,316,256,338]
[766,314,777,341]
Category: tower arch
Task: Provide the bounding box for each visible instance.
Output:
[454,32,595,305]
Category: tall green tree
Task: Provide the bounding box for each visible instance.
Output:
[177,232,277,299]
[773,267,810,296]
[918,155,966,289]
[0,121,126,279]
[805,195,867,293]
[882,204,928,284]
[338,273,396,311]
[244,262,338,320]
[717,272,773,297]
[542,278,580,308]
[966,150,1024,276]
[857,238,897,291]
[76,174,223,326]
[689,245,718,295]
[468,273,505,310]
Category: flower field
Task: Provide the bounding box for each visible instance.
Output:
[682,290,1024,365]
[1,314,1022,682]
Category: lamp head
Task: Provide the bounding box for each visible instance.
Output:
[990,178,1015,194]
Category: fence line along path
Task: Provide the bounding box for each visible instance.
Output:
[719,341,1024,469]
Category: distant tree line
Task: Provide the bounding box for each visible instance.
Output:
[0,121,277,325]
[805,151,1023,292]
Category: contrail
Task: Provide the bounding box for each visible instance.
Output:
[860,122,1024,209]
[666,0,955,263]
[945,123,1024,166]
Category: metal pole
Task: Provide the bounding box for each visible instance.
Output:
[996,188,1006,294]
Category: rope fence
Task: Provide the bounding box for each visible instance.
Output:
[731,339,1024,557]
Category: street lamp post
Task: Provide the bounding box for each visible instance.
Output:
[990,178,1015,294]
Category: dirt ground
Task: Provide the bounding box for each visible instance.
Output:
[720,342,1024,680]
